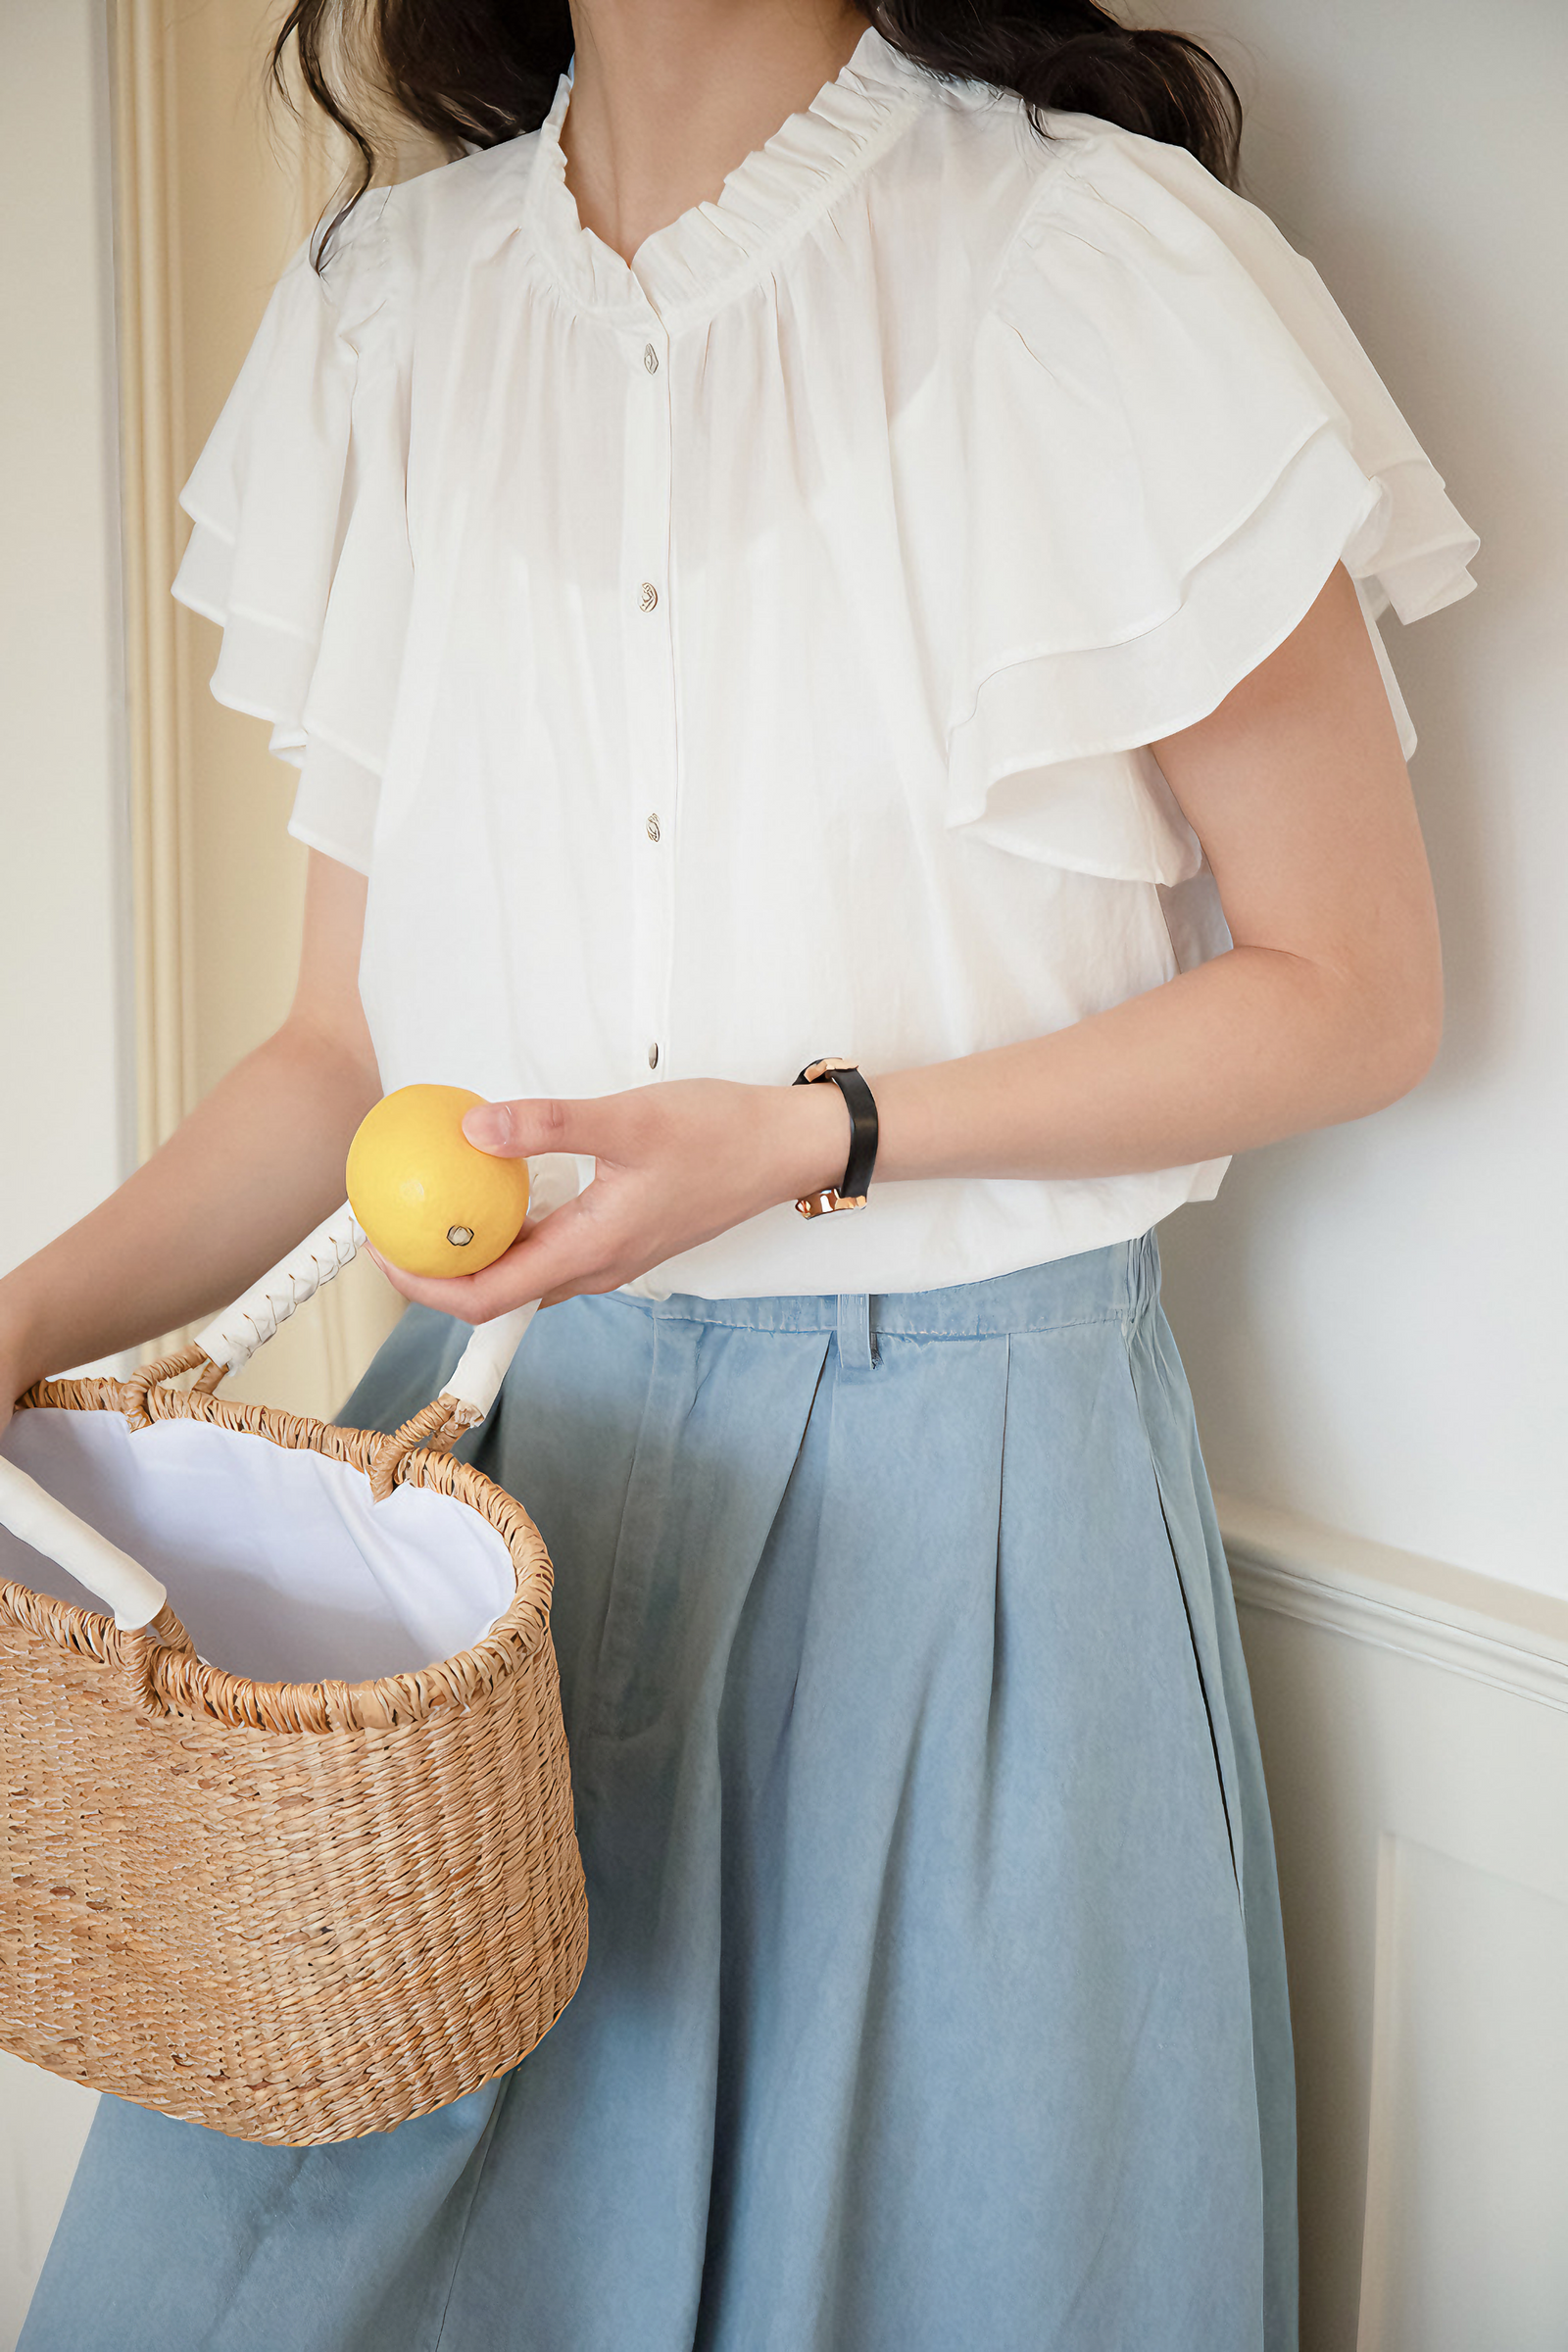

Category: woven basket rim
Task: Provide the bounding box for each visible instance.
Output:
[1,1377,555,1734]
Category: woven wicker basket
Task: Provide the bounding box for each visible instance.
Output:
[0,1166,588,2146]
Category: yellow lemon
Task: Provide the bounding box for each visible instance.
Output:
[346,1085,529,1279]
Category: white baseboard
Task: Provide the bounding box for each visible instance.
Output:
[1217,1491,1568,2352]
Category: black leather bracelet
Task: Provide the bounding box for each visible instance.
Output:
[792,1058,879,1217]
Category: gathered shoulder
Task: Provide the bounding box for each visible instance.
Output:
[987,112,1298,315]
[309,130,543,331]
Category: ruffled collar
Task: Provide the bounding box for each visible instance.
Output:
[524,24,931,324]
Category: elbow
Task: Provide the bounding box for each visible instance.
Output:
[1386,1009,1444,1103]
[1362,974,1445,1110]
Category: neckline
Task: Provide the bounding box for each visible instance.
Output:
[525,24,930,324]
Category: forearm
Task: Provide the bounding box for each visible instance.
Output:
[373,942,1438,1323]
[858,945,1438,1191]
[0,1018,380,1392]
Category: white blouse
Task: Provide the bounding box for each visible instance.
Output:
[171,24,1478,1301]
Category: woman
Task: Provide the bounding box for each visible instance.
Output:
[6,2,1477,2346]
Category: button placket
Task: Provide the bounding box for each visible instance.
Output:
[620,318,677,1080]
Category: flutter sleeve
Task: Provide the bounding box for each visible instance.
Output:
[945,121,1480,882]
[170,194,413,877]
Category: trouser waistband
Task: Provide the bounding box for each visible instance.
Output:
[615,1229,1161,1345]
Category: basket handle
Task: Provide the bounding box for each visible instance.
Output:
[186,1150,579,1382]
[363,1154,583,1501]
[162,1152,583,1500]
[189,1206,365,1385]
[0,1456,168,1630]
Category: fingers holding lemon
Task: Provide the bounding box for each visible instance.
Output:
[346,1085,529,1279]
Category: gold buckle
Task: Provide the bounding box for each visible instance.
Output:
[795,1189,868,1218]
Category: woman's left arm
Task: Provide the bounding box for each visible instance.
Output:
[373,563,1444,1318]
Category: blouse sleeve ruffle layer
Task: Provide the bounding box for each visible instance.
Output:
[169,197,411,878]
[944,122,1480,885]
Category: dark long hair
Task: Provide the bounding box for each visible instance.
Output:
[272,2,1241,270]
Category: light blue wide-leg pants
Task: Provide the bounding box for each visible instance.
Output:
[22,1231,1297,2351]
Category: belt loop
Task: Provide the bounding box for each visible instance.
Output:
[836,1292,877,1373]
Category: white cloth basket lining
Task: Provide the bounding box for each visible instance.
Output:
[0,1409,514,1685]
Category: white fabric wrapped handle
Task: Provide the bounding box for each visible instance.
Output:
[0,1457,167,1631]
[438,1155,581,1420]
[195,1206,365,1377]
[194,1152,582,1395]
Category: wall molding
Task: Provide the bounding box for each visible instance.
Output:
[108,0,195,1163]
[1220,1492,1568,1715]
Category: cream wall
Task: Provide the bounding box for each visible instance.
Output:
[0,0,401,1415]
[0,8,130,2332]
[0,0,344,1381]
[1150,0,1568,1600]
[0,0,134,1272]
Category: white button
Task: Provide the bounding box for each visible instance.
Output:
[646,812,661,843]
[643,342,660,373]
[647,1043,660,1069]
[638,581,659,612]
